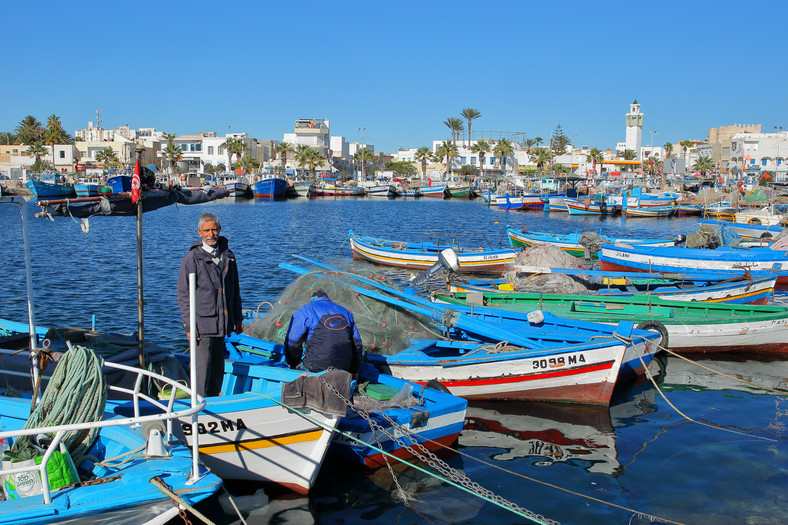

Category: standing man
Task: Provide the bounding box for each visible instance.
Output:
[285,290,363,374]
[177,213,243,397]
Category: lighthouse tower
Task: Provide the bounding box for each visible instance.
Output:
[625,99,644,160]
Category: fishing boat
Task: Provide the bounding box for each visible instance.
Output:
[348,232,518,273]
[698,218,783,240]
[598,243,788,285]
[364,337,627,405]
[223,333,468,470]
[419,184,447,198]
[623,204,676,218]
[310,184,366,197]
[364,184,397,198]
[565,196,619,216]
[0,358,222,525]
[446,273,777,305]
[292,182,313,197]
[734,206,785,227]
[432,290,788,354]
[676,203,703,216]
[702,201,737,218]
[74,178,102,197]
[506,228,678,258]
[446,184,474,199]
[496,193,526,210]
[252,177,289,199]
[25,177,76,199]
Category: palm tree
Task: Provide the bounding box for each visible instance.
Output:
[587,148,604,177]
[693,155,714,175]
[96,146,119,168]
[161,143,182,172]
[221,137,245,171]
[0,132,16,145]
[679,140,693,174]
[664,142,673,158]
[25,142,48,173]
[275,142,293,174]
[43,115,71,168]
[414,146,432,182]
[621,149,637,161]
[470,140,491,179]
[525,138,537,152]
[354,147,374,178]
[534,137,543,148]
[435,139,458,176]
[306,149,326,182]
[530,147,551,173]
[461,108,481,149]
[493,138,513,177]
[15,115,44,145]
[443,117,464,145]
[241,154,260,174]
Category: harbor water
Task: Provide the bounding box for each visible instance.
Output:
[2,198,787,524]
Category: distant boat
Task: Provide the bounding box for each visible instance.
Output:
[623,204,677,218]
[419,184,447,198]
[349,233,518,273]
[565,196,619,216]
[26,176,76,199]
[253,177,289,199]
[364,184,396,198]
[310,184,366,197]
[506,228,679,258]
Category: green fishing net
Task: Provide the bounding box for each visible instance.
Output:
[248,270,446,355]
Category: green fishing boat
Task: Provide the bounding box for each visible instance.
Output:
[432,290,788,354]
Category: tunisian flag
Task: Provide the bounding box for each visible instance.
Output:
[131,158,141,204]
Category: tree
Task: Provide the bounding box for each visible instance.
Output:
[15,115,44,145]
[95,146,119,168]
[414,146,432,182]
[534,136,543,148]
[443,117,464,145]
[664,142,673,158]
[551,125,569,156]
[43,115,72,167]
[587,148,604,176]
[275,142,293,174]
[530,147,551,173]
[525,138,537,152]
[354,147,374,178]
[161,143,182,172]
[621,149,637,161]
[0,132,16,145]
[459,164,478,176]
[241,154,260,174]
[221,137,245,171]
[470,139,491,179]
[461,108,481,149]
[493,138,513,177]
[25,142,48,173]
[385,161,418,177]
[435,139,458,176]
[693,155,714,175]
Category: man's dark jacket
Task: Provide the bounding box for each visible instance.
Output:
[285,296,363,373]
[177,237,242,337]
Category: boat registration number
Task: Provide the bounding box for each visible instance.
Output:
[181,418,248,435]
[532,354,585,370]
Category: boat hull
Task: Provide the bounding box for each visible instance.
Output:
[367,340,625,405]
[253,178,289,199]
[350,235,517,273]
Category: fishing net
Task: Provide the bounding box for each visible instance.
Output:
[685,223,741,249]
[512,244,587,269]
[247,270,445,355]
[502,271,590,294]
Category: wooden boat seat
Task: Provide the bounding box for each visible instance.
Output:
[570,301,674,318]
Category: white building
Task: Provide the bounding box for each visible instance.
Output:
[616,99,644,160]
[730,131,788,183]
[283,118,331,159]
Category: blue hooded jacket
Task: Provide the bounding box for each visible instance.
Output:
[285,295,363,373]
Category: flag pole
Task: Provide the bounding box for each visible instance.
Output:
[133,147,147,370]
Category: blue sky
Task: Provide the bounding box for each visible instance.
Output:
[4,1,787,153]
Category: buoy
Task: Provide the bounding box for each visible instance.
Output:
[275,321,282,327]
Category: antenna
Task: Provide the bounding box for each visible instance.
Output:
[96,109,102,129]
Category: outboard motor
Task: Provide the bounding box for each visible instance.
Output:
[412,248,461,286]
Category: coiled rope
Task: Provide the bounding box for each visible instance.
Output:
[7,342,107,465]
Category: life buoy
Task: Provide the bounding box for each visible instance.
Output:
[636,320,669,350]
[760,232,773,239]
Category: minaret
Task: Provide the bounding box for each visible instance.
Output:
[625,99,643,160]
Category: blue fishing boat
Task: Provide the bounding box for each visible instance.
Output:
[599,242,788,286]
[565,196,619,216]
[506,227,678,258]
[252,177,288,199]
[223,333,468,469]
[0,349,222,524]
[419,184,447,198]
[106,174,131,193]
[699,218,783,240]
[349,232,518,273]
[25,177,76,199]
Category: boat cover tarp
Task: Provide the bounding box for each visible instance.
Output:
[44,187,230,218]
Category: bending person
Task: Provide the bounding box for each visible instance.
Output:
[285,290,363,374]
